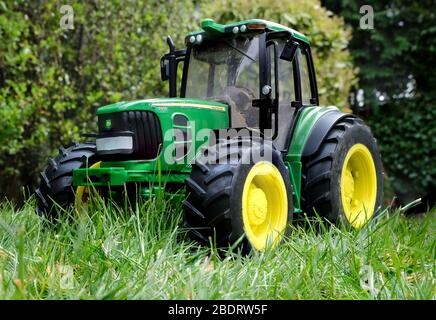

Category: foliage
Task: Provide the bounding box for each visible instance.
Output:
[203,0,358,110]
[322,0,436,203]
[323,0,436,105]
[368,97,436,204]
[0,197,434,299]
[0,0,198,199]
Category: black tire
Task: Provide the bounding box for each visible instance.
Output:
[301,117,384,226]
[35,142,98,219]
[183,138,293,252]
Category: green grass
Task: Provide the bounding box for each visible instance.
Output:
[0,195,434,300]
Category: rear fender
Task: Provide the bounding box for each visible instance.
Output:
[302,110,356,158]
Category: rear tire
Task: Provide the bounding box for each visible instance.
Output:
[35,142,98,219]
[301,117,383,227]
[183,138,293,253]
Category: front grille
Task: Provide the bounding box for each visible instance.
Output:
[98,111,163,160]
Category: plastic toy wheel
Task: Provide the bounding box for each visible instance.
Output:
[301,117,384,227]
[241,161,289,250]
[35,142,98,219]
[74,161,102,209]
[183,138,293,253]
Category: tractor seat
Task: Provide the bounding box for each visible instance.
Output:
[209,86,258,128]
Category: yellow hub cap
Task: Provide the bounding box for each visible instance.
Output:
[75,161,101,208]
[340,144,377,228]
[247,187,268,225]
[242,161,288,251]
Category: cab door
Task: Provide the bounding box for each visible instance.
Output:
[269,36,319,152]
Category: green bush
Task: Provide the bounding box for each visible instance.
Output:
[368,97,436,204]
[0,0,356,200]
[323,0,436,204]
[0,0,198,199]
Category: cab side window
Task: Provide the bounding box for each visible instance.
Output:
[270,39,296,151]
[270,40,296,105]
[297,48,313,105]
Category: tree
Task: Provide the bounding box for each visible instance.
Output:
[322,0,436,206]
[322,0,436,106]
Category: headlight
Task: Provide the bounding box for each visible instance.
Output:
[96,133,134,154]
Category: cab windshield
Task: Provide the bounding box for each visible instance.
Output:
[185,35,260,127]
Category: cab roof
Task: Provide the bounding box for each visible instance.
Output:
[186,18,310,45]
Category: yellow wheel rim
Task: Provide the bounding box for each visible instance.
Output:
[75,161,101,208]
[340,144,377,228]
[242,161,288,251]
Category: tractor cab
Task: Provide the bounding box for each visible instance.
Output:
[161,18,319,151]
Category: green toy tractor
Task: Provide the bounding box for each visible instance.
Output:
[35,19,383,252]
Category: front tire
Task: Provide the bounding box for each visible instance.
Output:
[35,142,98,219]
[183,139,293,252]
[301,117,384,228]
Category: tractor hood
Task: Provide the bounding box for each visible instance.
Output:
[93,97,230,170]
[96,98,228,115]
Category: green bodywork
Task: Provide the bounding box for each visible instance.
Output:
[73,98,337,212]
[73,98,228,191]
[72,18,339,214]
[284,106,339,212]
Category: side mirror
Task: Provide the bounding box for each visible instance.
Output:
[280,40,298,62]
[160,57,169,81]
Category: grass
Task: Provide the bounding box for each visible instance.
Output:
[0,194,434,300]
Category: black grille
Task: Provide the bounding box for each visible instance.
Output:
[98,111,163,160]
